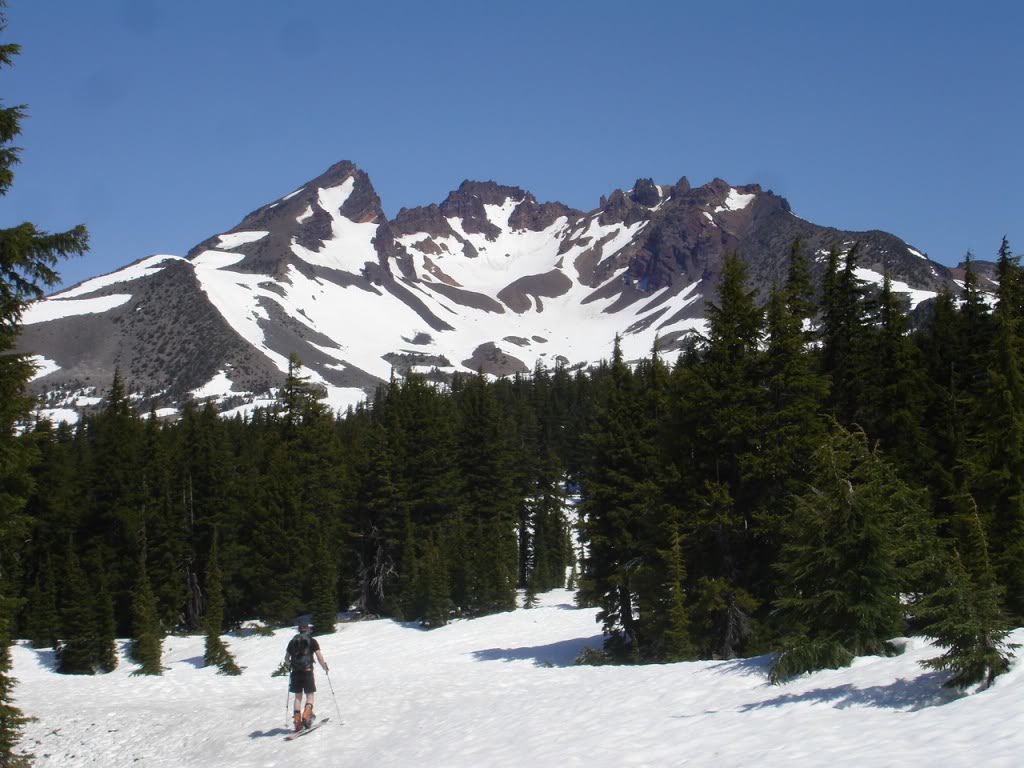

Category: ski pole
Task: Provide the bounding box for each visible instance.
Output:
[285,689,291,728]
[325,669,342,722]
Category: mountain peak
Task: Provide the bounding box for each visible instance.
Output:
[21,161,956,422]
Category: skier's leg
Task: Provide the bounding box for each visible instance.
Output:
[302,693,316,728]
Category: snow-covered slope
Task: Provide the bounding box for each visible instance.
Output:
[17,162,957,422]
[12,589,1023,767]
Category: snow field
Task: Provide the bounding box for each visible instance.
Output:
[12,589,1023,768]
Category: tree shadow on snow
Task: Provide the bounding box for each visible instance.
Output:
[472,635,605,667]
[29,647,60,671]
[705,654,776,678]
[738,670,962,712]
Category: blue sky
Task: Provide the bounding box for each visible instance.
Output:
[2,0,1021,290]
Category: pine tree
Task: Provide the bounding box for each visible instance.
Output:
[202,534,240,675]
[672,251,766,616]
[854,273,931,480]
[770,424,905,683]
[454,371,517,616]
[0,4,88,754]
[658,523,693,662]
[757,239,829,576]
[819,243,871,425]
[58,548,97,675]
[418,538,453,628]
[129,554,163,675]
[310,536,338,636]
[915,491,1017,690]
[578,336,654,656]
[140,408,188,632]
[23,555,58,649]
[352,423,402,616]
[91,554,118,673]
[915,288,971,535]
[970,238,1024,620]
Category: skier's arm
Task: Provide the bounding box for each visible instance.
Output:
[316,649,329,672]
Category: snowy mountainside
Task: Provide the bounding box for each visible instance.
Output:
[18,160,958,421]
[11,589,1023,767]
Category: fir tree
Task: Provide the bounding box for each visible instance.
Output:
[310,536,338,636]
[770,424,904,683]
[758,242,829,568]
[973,237,1024,620]
[916,537,1017,690]
[820,243,871,425]
[352,423,402,616]
[91,554,118,673]
[455,371,518,616]
[912,481,1017,690]
[202,534,240,675]
[673,251,766,609]
[578,336,654,656]
[913,487,1015,692]
[23,555,58,649]
[657,523,693,662]
[129,554,163,675]
[417,538,453,628]
[0,3,87,755]
[58,548,96,675]
[854,273,931,480]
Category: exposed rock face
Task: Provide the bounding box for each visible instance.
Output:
[18,160,961,421]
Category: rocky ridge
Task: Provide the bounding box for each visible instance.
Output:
[18,161,959,422]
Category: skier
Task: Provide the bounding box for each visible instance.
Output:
[285,622,329,731]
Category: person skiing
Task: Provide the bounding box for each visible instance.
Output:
[285,622,329,731]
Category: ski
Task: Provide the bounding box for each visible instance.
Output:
[284,716,330,741]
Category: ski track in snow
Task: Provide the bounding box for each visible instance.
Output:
[12,589,1024,768]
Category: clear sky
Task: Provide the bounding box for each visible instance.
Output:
[2,0,1021,290]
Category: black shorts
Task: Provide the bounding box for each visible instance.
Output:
[289,669,316,694]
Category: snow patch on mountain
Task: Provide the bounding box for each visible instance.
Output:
[54,254,182,299]
[22,293,133,323]
[290,181,378,273]
[714,187,755,212]
[216,231,269,250]
[854,267,938,309]
[28,355,60,381]
[190,369,236,399]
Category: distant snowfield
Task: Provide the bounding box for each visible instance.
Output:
[12,590,1023,767]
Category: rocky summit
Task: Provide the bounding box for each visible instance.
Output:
[18,160,959,421]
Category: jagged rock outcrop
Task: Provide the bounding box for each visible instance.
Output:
[18,160,959,422]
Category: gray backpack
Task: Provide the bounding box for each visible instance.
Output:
[288,633,313,671]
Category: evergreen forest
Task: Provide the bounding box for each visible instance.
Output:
[9,237,1024,695]
[0,2,1019,764]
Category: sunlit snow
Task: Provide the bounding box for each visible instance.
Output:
[714,188,755,213]
[22,294,133,324]
[28,355,60,381]
[216,231,269,250]
[10,589,1023,767]
[854,267,938,309]
[289,180,378,273]
[191,370,236,399]
[53,255,183,299]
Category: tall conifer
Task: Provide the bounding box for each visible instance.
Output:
[58,548,96,675]
[129,554,163,675]
[770,425,905,683]
[202,533,240,675]
[0,4,87,754]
